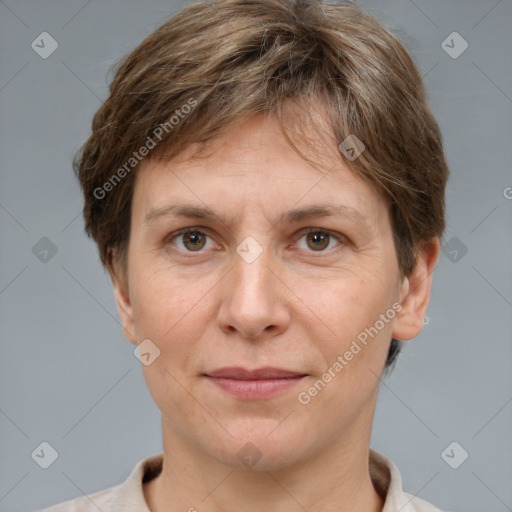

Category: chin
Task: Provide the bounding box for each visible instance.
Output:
[208,422,310,472]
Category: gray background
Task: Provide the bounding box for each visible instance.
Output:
[0,0,511,511]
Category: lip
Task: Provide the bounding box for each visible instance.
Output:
[204,367,307,399]
[206,367,306,380]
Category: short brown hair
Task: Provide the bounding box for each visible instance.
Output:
[74,0,448,369]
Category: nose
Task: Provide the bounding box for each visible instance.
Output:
[216,244,291,341]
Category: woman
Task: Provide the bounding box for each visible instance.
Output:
[43,0,449,510]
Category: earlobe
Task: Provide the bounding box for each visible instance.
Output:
[108,251,137,345]
[392,237,441,341]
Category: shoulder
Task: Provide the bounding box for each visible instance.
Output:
[369,448,450,512]
[39,484,119,511]
[400,491,449,512]
[38,453,163,512]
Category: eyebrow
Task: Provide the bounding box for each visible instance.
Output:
[144,203,370,227]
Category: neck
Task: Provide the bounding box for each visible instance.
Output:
[144,416,385,512]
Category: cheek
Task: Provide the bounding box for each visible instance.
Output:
[296,282,394,423]
[306,274,396,371]
[133,275,208,414]
[131,266,207,337]
[305,271,391,330]
[129,286,212,400]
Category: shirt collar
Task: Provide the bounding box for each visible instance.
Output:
[111,448,415,511]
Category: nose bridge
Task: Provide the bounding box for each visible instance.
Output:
[218,236,288,338]
[230,241,274,309]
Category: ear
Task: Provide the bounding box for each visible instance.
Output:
[107,249,137,345]
[392,237,441,341]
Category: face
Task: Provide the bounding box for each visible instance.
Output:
[113,111,431,471]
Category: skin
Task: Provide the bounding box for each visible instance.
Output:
[110,111,440,512]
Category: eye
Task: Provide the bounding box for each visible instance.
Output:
[294,228,345,254]
[164,227,345,257]
[166,228,217,253]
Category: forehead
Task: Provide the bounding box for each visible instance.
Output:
[132,112,388,230]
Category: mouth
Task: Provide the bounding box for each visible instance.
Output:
[203,367,308,400]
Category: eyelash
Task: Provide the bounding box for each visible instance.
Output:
[163,227,346,257]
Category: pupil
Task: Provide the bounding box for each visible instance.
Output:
[309,232,328,251]
[186,232,204,250]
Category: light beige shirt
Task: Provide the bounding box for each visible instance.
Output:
[40,449,446,511]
